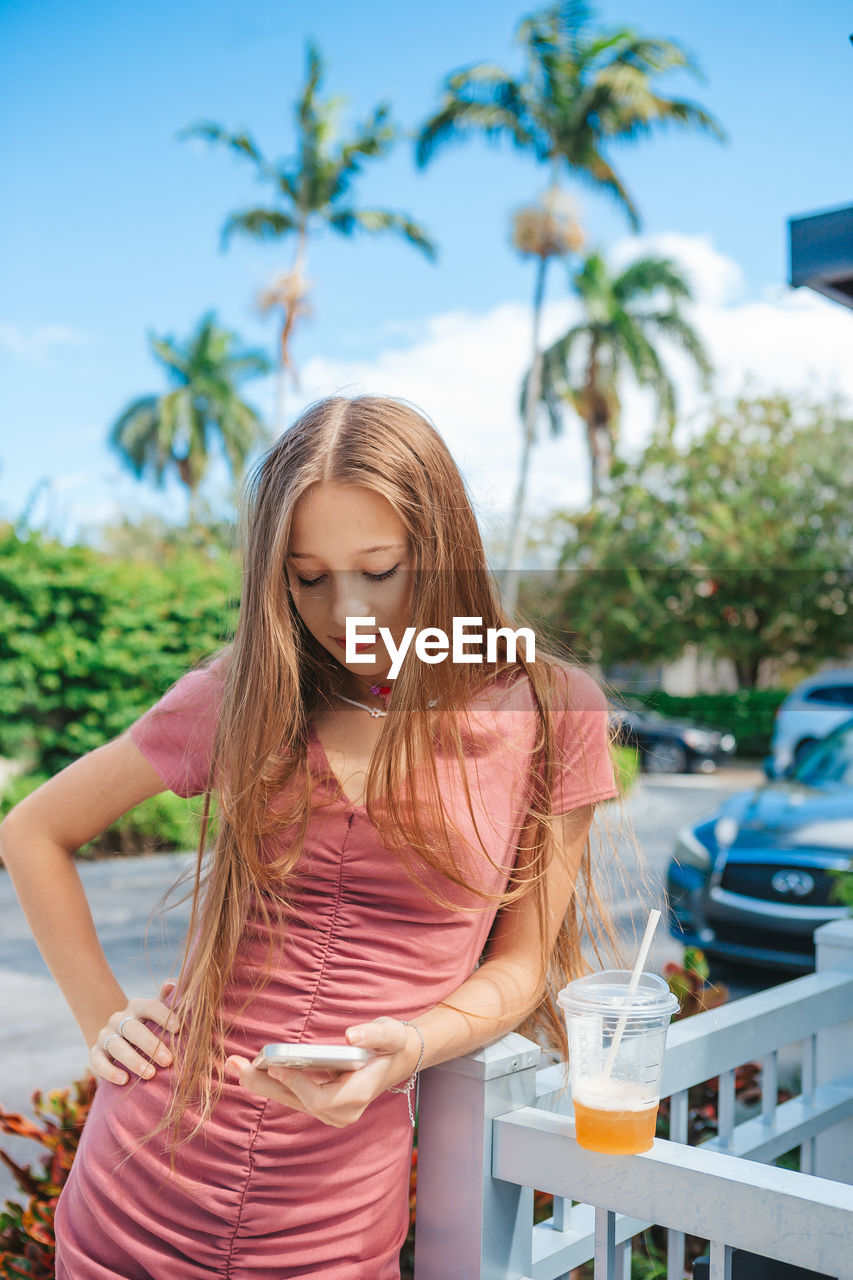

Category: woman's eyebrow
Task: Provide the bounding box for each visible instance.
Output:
[287,542,407,559]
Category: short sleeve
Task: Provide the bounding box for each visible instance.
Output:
[127,658,225,798]
[545,664,619,814]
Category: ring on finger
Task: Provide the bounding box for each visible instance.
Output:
[118,1016,137,1038]
[102,1033,124,1060]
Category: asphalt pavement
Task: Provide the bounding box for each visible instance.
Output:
[0,761,806,1206]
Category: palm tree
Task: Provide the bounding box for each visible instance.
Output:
[520,250,713,501]
[109,311,272,524]
[177,40,437,433]
[413,0,726,616]
[254,269,313,433]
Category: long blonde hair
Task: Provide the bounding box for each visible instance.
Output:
[122,393,653,1181]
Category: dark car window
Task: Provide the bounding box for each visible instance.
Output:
[803,684,853,707]
[794,722,853,786]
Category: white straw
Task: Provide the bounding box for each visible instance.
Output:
[602,909,661,1079]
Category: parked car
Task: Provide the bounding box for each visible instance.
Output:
[667,716,853,973]
[608,698,736,774]
[766,668,853,778]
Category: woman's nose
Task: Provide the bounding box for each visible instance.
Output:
[328,573,372,629]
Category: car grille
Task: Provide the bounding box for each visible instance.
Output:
[709,920,815,959]
[719,862,838,907]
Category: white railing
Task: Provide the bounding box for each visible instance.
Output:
[413,918,853,1280]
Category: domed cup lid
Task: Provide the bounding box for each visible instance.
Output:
[557,968,680,1019]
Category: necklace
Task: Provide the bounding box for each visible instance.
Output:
[332,688,438,718]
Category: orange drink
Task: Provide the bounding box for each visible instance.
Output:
[557,969,680,1156]
[572,1078,659,1154]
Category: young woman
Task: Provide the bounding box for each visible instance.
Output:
[1,394,633,1279]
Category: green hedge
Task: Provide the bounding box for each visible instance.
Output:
[0,523,238,776]
[0,771,211,858]
[621,688,787,759]
[0,522,233,859]
[612,744,640,793]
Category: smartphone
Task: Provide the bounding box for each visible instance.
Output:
[251,1043,372,1072]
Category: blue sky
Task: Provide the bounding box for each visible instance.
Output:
[3,0,853,548]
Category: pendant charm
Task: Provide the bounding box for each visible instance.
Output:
[370,682,393,713]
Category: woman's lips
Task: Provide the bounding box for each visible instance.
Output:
[333,637,374,651]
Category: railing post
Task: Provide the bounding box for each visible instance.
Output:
[814,917,853,1184]
[413,1031,540,1280]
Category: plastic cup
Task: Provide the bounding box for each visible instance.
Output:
[557,969,680,1154]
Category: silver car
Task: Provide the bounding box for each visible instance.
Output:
[768,668,853,778]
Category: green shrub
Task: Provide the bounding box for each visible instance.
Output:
[0,772,48,819]
[0,523,237,777]
[612,743,640,793]
[82,791,209,857]
[622,688,786,759]
[0,772,209,860]
[829,867,853,911]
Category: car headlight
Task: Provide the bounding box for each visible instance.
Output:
[673,825,713,869]
[714,815,739,847]
[683,729,717,751]
[720,734,736,752]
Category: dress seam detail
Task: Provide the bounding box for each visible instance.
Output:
[296,811,352,1038]
[223,1097,269,1278]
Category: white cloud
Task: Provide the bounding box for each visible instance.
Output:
[288,296,589,544]
[279,232,853,550]
[23,233,853,545]
[609,230,746,307]
[375,317,430,344]
[615,233,853,456]
[0,322,92,363]
[692,292,853,400]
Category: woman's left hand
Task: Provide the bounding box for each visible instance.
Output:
[224,1017,420,1128]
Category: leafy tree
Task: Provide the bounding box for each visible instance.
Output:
[520,249,713,500]
[95,511,236,563]
[413,0,726,615]
[178,40,437,432]
[108,311,271,524]
[527,393,853,687]
[0,524,238,775]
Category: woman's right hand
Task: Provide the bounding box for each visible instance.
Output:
[89,980,182,1085]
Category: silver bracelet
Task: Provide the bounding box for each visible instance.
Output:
[387,1020,425,1128]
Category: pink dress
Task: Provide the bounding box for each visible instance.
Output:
[54,662,617,1279]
